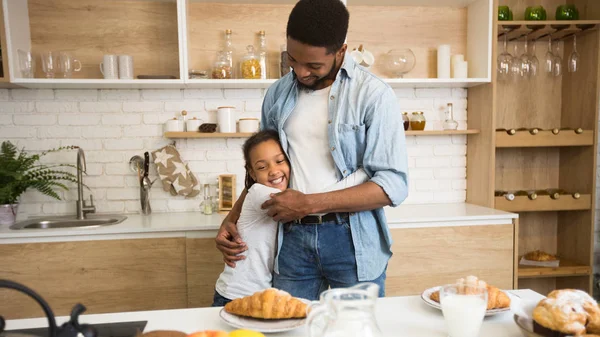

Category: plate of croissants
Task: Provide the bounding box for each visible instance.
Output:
[420,275,512,316]
[220,288,311,333]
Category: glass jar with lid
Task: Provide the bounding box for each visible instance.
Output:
[402,112,409,131]
[240,45,261,79]
[442,103,458,130]
[212,51,232,79]
[410,112,426,131]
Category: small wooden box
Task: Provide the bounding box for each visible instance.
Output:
[217,174,236,212]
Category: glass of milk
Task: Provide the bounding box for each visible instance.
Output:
[439,283,488,337]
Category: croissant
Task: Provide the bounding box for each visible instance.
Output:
[224,288,307,319]
[430,285,510,310]
[533,289,600,336]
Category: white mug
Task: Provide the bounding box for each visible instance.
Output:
[238,118,259,133]
[118,55,134,79]
[100,55,118,79]
[217,106,236,133]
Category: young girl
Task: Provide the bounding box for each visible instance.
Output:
[212,129,367,306]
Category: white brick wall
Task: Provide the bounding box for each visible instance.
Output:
[0,88,468,217]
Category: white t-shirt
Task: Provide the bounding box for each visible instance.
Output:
[284,86,339,194]
[215,169,369,300]
[215,183,281,300]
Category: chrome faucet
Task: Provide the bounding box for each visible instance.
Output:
[76,148,96,220]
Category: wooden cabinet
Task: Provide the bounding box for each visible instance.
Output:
[0,238,188,320]
[467,0,600,295]
[0,222,516,319]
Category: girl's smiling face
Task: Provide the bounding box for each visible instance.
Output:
[248,139,290,191]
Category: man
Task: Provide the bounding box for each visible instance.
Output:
[215,0,408,300]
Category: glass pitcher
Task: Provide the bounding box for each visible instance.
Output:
[307,282,383,337]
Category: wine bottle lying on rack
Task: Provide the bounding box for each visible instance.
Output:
[495,128,516,135]
[495,190,515,201]
[559,127,584,134]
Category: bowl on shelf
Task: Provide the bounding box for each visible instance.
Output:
[524,6,547,21]
[498,6,513,21]
[555,4,579,20]
[383,49,416,78]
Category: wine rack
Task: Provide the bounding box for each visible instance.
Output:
[494,189,591,212]
[466,1,600,295]
[496,128,594,147]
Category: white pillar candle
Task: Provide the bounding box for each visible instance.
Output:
[454,61,469,78]
[451,54,464,78]
[437,45,451,79]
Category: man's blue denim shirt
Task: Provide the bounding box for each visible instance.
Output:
[261,54,409,281]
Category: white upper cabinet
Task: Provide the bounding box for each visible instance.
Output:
[2,0,492,89]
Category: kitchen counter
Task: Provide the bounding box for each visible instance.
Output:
[0,203,516,244]
[4,289,541,337]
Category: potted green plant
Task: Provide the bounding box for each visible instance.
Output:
[0,141,79,226]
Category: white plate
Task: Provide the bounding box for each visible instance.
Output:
[219,299,311,333]
[420,286,512,317]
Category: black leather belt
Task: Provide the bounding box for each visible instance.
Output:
[295,213,348,224]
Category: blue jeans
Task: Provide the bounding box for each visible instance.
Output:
[212,290,232,307]
[273,218,387,301]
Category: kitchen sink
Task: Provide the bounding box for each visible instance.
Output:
[10,214,128,230]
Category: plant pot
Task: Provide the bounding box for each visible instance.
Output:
[0,204,19,226]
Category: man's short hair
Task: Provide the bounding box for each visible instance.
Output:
[286,0,349,54]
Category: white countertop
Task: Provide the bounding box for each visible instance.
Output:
[0,203,517,244]
[4,289,541,337]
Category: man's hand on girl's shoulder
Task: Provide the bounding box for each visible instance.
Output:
[261,189,313,223]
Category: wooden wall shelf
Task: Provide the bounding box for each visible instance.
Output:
[164,130,480,139]
[518,260,592,278]
[495,194,591,212]
[164,132,253,139]
[498,20,600,41]
[406,130,480,135]
[495,130,594,147]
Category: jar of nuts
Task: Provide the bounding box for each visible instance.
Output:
[240,45,261,79]
[212,51,232,79]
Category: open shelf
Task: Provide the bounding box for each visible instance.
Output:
[406,130,479,135]
[11,79,186,89]
[164,132,253,139]
[498,20,600,41]
[519,260,592,279]
[184,78,491,89]
[496,130,594,148]
[165,130,480,139]
[495,194,591,212]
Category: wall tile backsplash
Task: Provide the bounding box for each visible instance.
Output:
[0,88,467,217]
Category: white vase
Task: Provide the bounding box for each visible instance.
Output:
[0,204,18,226]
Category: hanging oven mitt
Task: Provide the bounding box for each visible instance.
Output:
[151,145,200,198]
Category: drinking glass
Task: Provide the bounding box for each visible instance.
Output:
[544,37,554,74]
[58,52,82,78]
[529,40,540,77]
[509,43,523,79]
[519,38,532,78]
[17,49,35,78]
[41,51,58,78]
[440,283,488,337]
[568,35,579,73]
[553,42,563,77]
[497,32,512,80]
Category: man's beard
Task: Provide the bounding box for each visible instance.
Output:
[296,57,338,91]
